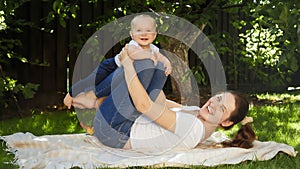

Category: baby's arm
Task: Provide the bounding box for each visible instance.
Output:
[155,52,172,76]
[127,45,158,65]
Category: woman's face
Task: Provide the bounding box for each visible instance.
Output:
[197,92,236,125]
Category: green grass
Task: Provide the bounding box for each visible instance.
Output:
[0,92,299,169]
[0,110,85,169]
[0,110,84,136]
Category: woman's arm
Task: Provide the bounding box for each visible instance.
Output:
[120,47,176,132]
[166,99,182,109]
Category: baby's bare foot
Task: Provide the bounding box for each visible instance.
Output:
[72,102,85,109]
[73,92,96,109]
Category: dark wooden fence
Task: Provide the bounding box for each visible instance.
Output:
[14,0,111,107]
[11,0,298,108]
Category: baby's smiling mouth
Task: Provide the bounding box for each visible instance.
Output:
[140,38,148,41]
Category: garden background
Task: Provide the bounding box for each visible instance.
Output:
[0,0,299,168]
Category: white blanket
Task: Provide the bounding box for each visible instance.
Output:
[1,132,297,169]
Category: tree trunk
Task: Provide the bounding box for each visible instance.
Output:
[159,24,205,105]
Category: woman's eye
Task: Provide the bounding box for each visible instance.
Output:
[217,96,221,102]
[221,104,228,113]
[221,106,225,113]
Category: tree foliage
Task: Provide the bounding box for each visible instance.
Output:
[48,0,299,91]
[1,0,298,110]
[237,0,300,87]
[0,0,39,110]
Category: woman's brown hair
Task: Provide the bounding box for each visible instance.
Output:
[221,91,256,149]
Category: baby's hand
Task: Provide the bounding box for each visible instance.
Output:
[163,59,172,76]
[155,52,172,76]
[64,93,73,109]
[120,45,133,65]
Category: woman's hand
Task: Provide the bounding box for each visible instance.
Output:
[120,45,133,66]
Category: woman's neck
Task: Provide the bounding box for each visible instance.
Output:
[199,119,219,141]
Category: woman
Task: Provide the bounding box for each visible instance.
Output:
[119,46,256,149]
[71,46,256,150]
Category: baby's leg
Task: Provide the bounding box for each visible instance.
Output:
[94,57,118,86]
[94,60,155,98]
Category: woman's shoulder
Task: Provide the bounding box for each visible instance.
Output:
[175,111,204,136]
[174,111,205,148]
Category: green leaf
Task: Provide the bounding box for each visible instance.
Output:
[290,58,299,72]
[53,0,62,13]
[59,17,66,28]
[22,83,39,99]
[279,5,289,26]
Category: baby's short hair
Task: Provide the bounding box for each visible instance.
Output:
[130,14,157,30]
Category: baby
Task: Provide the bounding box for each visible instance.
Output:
[64,14,171,109]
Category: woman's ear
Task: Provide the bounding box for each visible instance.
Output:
[221,120,234,127]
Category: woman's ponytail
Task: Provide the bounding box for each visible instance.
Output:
[222,123,256,148]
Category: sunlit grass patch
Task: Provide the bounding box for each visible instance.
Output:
[250,102,300,147]
[255,92,300,104]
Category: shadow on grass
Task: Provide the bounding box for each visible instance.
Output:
[0,110,85,136]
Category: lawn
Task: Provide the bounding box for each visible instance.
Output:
[0,92,299,169]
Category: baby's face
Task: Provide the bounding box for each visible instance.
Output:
[130,17,157,49]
